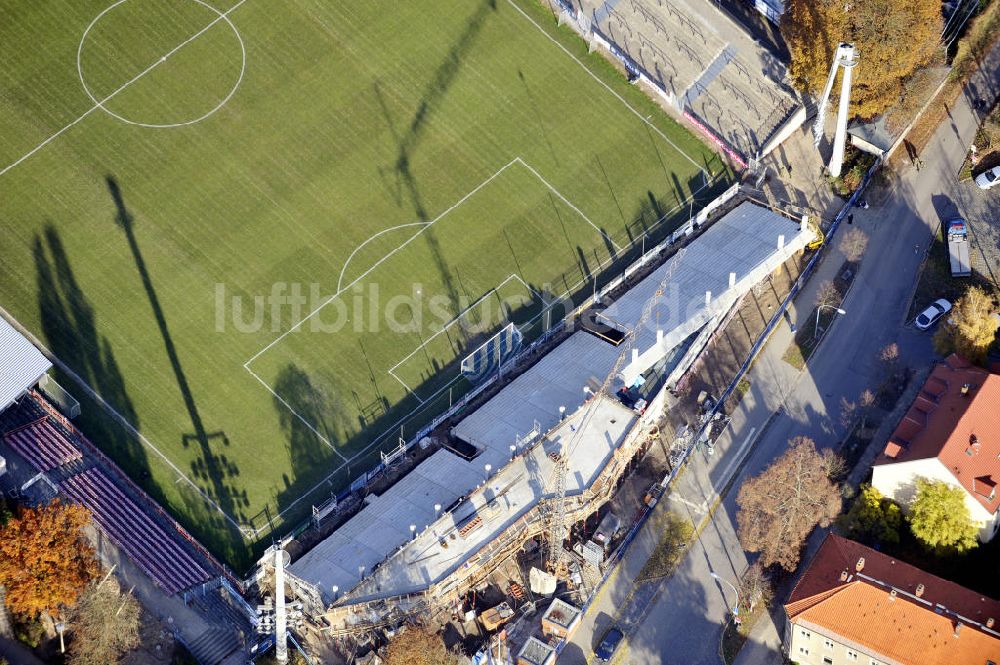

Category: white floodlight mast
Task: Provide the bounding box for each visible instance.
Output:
[274,546,288,664]
[813,43,859,178]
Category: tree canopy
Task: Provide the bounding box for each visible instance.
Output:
[383,625,459,665]
[736,437,842,571]
[67,576,141,665]
[0,500,98,618]
[908,478,979,554]
[782,0,942,119]
[933,286,1000,364]
[839,483,902,544]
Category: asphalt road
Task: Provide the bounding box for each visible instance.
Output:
[560,40,1000,665]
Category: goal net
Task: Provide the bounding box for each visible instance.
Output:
[460,322,523,383]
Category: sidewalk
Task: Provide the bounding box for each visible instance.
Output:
[559,219,854,664]
[566,31,1000,665]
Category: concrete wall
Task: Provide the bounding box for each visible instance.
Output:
[758,105,807,159]
[871,458,999,542]
[850,134,886,158]
[787,620,883,665]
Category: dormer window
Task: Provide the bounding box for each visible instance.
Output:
[974,476,997,501]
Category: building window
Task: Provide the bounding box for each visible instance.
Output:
[847,651,858,661]
[825,639,835,649]
[801,629,811,639]
[799,646,810,656]
[824,658,834,665]
[871,660,880,665]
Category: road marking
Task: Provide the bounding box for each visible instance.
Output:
[714,426,756,488]
[667,494,707,513]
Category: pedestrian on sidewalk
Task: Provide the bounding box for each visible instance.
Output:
[847,213,854,225]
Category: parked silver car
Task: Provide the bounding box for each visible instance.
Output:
[915,299,952,330]
[975,165,1000,190]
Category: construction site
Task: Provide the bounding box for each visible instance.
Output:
[245,190,814,663]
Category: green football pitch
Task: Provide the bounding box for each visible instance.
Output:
[0,0,728,567]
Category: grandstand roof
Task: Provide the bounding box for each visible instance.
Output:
[452,331,621,457]
[289,199,810,604]
[290,391,635,601]
[603,200,808,385]
[0,317,51,414]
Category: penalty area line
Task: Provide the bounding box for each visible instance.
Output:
[244,365,349,462]
[243,157,522,369]
[506,0,707,176]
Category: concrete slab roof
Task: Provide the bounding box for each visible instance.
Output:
[452,331,621,457]
[288,200,808,603]
[601,200,808,385]
[290,394,635,602]
[0,317,51,414]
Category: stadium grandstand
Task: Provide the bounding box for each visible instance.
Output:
[557,0,804,164]
[0,315,51,415]
[0,311,252,662]
[0,385,252,662]
[282,196,812,634]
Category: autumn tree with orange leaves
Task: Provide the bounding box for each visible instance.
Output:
[782,0,942,119]
[0,500,98,618]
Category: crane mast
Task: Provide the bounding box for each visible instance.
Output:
[544,249,685,575]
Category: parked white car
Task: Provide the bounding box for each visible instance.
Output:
[915,299,952,330]
[975,165,1000,190]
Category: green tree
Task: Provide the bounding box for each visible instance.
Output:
[782,0,942,118]
[908,479,979,554]
[839,484,902,544]
[933,286,1000,364]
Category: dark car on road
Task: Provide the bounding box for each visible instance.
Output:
[595,626,625,662]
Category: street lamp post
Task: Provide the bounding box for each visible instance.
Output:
[56,621,66,654]
[710,571,741,619]
[814,305,846,339]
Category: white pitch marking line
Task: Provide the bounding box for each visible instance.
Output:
[387,273,520,375]
[517,157,625,252]
[336,221,431,293]
[506,0,706,174]
[245,365,349,462]
[0,0,249,179]
[386,370,426,404]
[243,158,522,369]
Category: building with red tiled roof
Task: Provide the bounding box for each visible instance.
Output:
[871,355,1000,542]
[784,533,1000,665]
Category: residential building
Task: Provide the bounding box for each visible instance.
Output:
[872,354,1000,541]
[785,533,1000,665]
